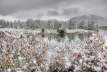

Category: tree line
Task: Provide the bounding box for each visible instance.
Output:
[0,19,99,30]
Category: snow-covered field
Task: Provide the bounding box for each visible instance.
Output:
[0,28,93,34]
[0,29,107,72]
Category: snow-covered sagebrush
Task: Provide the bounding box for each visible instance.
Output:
[0,29,107,72]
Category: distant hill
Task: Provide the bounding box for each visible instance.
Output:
[69,14,107,27]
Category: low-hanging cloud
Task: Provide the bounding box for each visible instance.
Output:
[0,0,65,15]
[0,0,107,19]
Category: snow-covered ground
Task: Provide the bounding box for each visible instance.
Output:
[0,29,107,72]
[99,30,107,47]
[0,28,93,34]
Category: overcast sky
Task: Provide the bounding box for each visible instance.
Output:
[0,0,107,20]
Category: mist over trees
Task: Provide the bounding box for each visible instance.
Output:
[1,14,106,30]
[0,19,99,30]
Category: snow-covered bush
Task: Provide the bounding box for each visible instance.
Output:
[0,29,106,72]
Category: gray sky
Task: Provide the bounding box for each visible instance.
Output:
[0,0,107,20]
